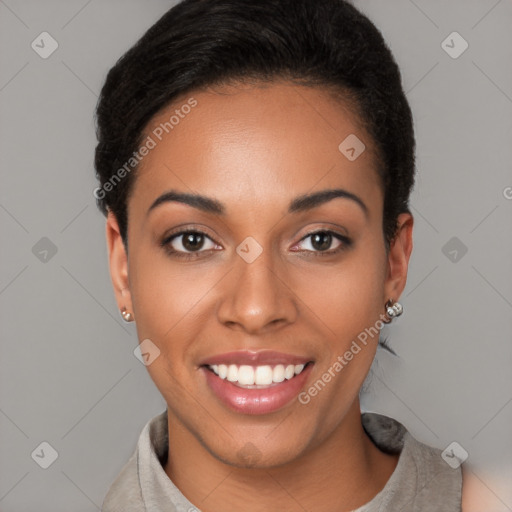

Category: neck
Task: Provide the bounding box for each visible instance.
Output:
[164,400,399,512]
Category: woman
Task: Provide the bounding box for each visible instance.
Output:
[94,0,467,509]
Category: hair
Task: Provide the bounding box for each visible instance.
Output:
[94,0,415,246]
[94,0,415,353]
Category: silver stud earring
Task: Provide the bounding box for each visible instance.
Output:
[384,299,403,324]
[121,307,134,322]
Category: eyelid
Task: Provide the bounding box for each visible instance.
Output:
[161,224,220,243]
[290,228,351,252]
[290,221,350,244]
[160,227,220,249]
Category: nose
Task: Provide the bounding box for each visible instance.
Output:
[216,245,298,334]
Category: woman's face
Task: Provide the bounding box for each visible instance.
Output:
[107,81,413,468]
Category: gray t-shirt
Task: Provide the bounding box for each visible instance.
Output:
[101,410,462,511]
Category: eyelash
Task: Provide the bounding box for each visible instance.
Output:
[160,228,352,261]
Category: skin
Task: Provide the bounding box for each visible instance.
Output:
[460,465,501,511]
[106,81,414,511]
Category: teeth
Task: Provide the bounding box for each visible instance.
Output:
[238,365,255,385]
[255,365,273,385]
[208,363,308,386]
[273,364,285,383]
[284,364,295,380]
[218,364,228,379]
[227,364,238,382]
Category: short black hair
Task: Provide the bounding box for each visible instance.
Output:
[94,0,415,251]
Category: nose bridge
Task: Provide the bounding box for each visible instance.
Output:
[216,238,297,332]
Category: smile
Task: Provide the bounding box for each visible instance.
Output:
[207,363,308,387]
[201,360,314,415]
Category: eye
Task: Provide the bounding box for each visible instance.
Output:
[161,230,220,259]
[292,230,351,256]
[160,227,351,260]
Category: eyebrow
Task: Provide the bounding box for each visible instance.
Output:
[147,188,368,218]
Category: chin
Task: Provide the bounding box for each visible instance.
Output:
[203,430,311,470]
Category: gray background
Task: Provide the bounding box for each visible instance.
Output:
[0,0,511,510]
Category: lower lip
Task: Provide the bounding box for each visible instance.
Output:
[202,364,313,415]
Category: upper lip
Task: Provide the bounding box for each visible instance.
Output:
[199,350,313,367]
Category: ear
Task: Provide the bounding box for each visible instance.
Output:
[105,210,134,319]
[383,212,414,304]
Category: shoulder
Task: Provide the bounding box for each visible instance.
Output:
[361,412,463,510]
[461,465,472,512]
[101,410,169,512]
[460,463,508,511]
[101,450,144,512]
[461,463,483,512]
[405,431,463,509]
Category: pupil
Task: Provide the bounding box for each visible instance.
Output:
[312,232,331,251]
[183,233,204,251]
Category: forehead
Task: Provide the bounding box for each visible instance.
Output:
[130,81,382,219]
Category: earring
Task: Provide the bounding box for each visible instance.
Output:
[383,299,403,324]
[121,307,134,322]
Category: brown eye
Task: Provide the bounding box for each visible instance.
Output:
[181,232,206,251]
[161,230,218,258]
[310,232,333,251]
[293,230,352,256]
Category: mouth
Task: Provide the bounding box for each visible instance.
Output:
[199,354,315,415]
[203,362,312,388]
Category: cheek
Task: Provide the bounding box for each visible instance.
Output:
[293,248,386,420]
[128,263,216,400]
[292,246,386,337]
[128,251,223,361]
